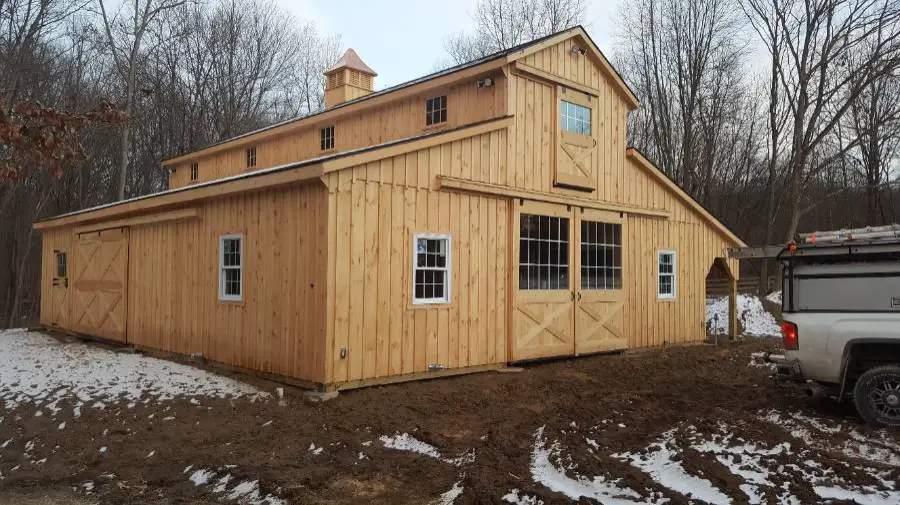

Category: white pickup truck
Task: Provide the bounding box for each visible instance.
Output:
[770,230,900,427]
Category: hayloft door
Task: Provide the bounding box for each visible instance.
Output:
[72,228,130,343]
[511,201,576,360]
[574,209,629,354]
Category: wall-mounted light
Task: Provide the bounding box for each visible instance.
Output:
[476,77,494,88]
[571,46,587,56]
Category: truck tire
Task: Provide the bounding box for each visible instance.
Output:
[853,365,900,427]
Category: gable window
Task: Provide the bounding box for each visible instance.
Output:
[560,100,592,135]
[413,234,451,304]
[321,126,335,151]
[425,95,447,126]
[219,235,243,302]
[246,147,256,168]
[55,251,67,279]
[190,162,199,182]
[658,250,676,300]
[581,221,621,290]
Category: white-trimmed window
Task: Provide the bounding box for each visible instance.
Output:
[658,250,676,299]
[219,235,243,301]
[413,233,451,304]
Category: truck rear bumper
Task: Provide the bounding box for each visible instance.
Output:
[768,354,805,382]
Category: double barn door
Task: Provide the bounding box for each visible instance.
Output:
[511,201,628,361]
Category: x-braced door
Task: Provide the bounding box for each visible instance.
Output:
[511,202,629,361]
[72,228,129,342]
[511,201,576,361]
[574,208,628,354]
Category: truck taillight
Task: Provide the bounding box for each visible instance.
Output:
[782,320,799,350]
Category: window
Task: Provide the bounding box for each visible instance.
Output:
[219,235,243,302]
[321,126,335,151]
[581,221,622,290]
[246,147,256,168]
[190,162,199,182]
[560,100,592,135]
[55,252,67,279]
[519,214,569,290]
[425,95,447,126]
[658,250,676,299]
[413,234,451,304]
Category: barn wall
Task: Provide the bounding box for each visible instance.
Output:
[323,131,510,385]
[168,74,507,189]
[621,157,737,348]
[125,182,329,383]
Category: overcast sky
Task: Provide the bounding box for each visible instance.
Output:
[278,0,625,89]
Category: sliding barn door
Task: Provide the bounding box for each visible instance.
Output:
[72,228,130,342]
[574,209,628,354]
[510,201,576,361]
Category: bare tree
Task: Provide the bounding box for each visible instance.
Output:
[96,0,188,201]
[743,0,900,242]
[618,0,751,198]
[846,71,900,224]
[443,0,587,65]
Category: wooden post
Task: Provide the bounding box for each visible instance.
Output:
[728,273,738,341]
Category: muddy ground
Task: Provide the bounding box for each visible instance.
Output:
[0,337,897,504]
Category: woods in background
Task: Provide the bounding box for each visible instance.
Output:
[0,0,341,326]
[2,0,900,327]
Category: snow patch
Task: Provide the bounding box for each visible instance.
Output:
[0,329,264,412]
[503,489,545,505]
[530,426,662,504]
[616,429,731,505]
[379,432,474,466]
[706,295,780,336]
[431,480,464,505]
[187,467,284,505]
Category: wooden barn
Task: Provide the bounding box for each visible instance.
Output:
[35,27,745,390]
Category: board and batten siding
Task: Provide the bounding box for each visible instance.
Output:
[38,182,329,384]
[168,75,507,189]
[323,130,511,385]
[126,183,329,383]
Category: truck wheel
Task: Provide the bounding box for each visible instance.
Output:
[853,366,900,427]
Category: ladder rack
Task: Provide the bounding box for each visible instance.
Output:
[800,224,900,244]
[727,224,900,259]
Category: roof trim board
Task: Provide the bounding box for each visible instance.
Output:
[625,147,746,247]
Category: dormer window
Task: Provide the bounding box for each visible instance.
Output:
[246,147,256,168]
[321,126,335,151]
[190,162,199,182]
[425,95,447,126]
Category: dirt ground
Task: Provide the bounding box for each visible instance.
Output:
[1,337,898,504]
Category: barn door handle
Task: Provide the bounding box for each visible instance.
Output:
[64,278,69,288]
[577,292,582,301]
[570,291,575,301]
